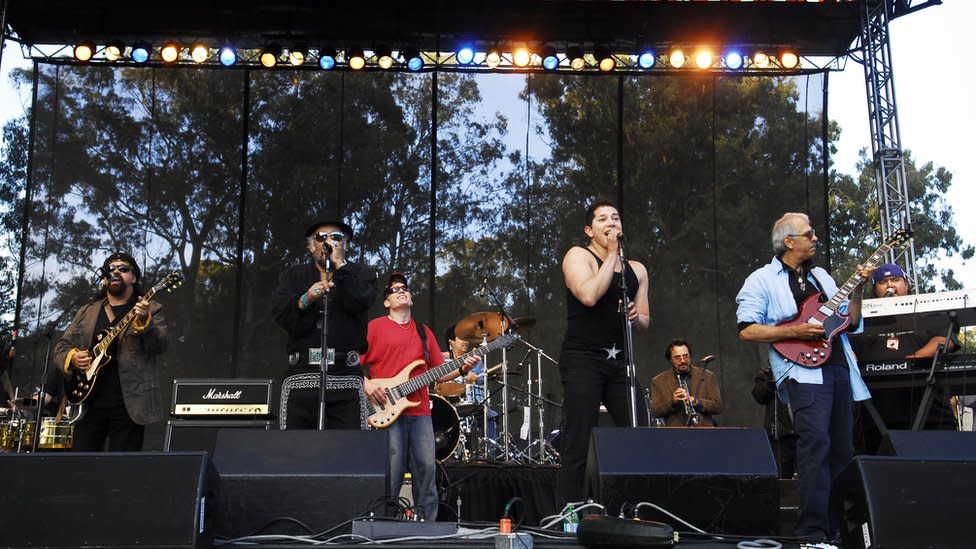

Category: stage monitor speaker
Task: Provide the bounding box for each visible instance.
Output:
[832,456,976,549]
[211,429,390,538]
[0,452,216,548]
[877,429,976,459]
[585,427,778,535]
[165,418,274,454]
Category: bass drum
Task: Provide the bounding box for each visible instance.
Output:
[430,394,460,463]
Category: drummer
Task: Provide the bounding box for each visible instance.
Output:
[442,325,498,441]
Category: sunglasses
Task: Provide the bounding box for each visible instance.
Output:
[788,229,816,240]
[106,264,132,274]
[387,285,410,295]
[314,231,345,243]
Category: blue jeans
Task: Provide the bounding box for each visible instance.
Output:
[786,362,854,539]
[388,414,439,521]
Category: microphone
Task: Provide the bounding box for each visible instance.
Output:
[698,355,715,366]
[322,242,333,256]
[479,277,487,299]
[617,232,625,242]
[884,287,896,297]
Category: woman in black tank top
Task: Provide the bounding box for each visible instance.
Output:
[556,199,650,507]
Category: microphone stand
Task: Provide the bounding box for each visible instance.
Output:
[482,282,516,460]
[616,236,640,427]
[30,323,56,452]
[317,247,332,431]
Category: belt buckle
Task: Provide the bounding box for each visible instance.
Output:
[308,347,335,367]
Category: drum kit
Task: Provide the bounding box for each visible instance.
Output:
[431,310,560,464]
[0,396,75,453]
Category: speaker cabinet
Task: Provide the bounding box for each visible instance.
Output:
[585,427,778,535]
[165,418,274,454]
[0,452,216,548]
[832,456,976,549]
[878,429,976,459]
[211,429,390,537]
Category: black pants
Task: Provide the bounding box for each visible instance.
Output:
[280,369,366,430]
[71,404,144,452]
[557,351,647,505]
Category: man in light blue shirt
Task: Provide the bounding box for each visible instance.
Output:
[736,212,875,546]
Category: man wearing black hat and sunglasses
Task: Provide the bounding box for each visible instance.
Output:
[273,215,379,430]
[54,252,168,451]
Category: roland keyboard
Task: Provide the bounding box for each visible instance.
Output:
[860,354,976,389]
[861,288,976,325]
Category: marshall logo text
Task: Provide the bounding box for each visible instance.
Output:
[202,388,244,400]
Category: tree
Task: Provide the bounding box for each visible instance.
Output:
[829,148,973,291]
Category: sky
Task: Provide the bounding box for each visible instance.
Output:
[0,1,970,289]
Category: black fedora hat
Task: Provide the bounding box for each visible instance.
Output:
[304,208,354,240]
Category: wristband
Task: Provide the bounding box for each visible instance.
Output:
[457,366,465,377]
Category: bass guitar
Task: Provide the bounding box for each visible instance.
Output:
[367,332,519,429]
[772,228,912,368]
[65,271,184,404]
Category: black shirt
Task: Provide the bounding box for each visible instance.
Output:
[272,261,378,373]
[89,300,134,408]
[562,246,639,355]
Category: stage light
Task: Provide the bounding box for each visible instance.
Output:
[104,41,124,62]
[402,48,423,71]
[318,49,337,70]
[540,46,559,70]
[376,47,394,69]
[753,52,770,68]
[260,45,281,68]
[456,45,475,65]
[190,43,209,63]
[594,46,615,72]
[567,47,585,71]
[637,50,656,69]
[131,43,151,64]
[288,47,307,66]
[485,48,501,69]
[724,50,744,70]
[780,51,799,69]
[347,48,366,70]
[160,42,180,63]
[694,49,714,69]
[669,49,686,68]
[513,47,531,67]
[219,46,237,66]
[73,42,94,62]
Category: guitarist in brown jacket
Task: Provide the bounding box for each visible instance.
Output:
[54,252,168,451]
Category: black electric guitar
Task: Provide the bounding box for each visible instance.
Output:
[65,271,183,404]
[366,332,520,428]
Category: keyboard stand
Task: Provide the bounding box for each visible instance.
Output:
[911,311,958,430]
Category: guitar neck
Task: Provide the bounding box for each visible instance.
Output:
[396,339,504,396]
[825,240,898,312]
[94,287,158,354]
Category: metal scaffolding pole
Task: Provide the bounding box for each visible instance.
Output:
[857,0,919,288]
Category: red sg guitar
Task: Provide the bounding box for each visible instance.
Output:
[772,229,912,368]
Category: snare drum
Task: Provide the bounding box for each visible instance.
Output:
[38,418,73,450]
[433,381,466,399]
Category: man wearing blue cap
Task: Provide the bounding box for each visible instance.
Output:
[851,263,958,450]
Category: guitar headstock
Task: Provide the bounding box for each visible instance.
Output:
[887,227,913,248]
[496,332,520,349]
[154,271,185,294]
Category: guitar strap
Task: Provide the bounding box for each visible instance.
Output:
[103,301,116,323]
[414,319,430,363]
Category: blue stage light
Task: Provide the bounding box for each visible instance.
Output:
[219,47,237,66]
[402,48,424,71]
[319,51,337,70]
[131,43,151,64]
[540,46,559,70]
[457,46,475,64]
[638,51,656,69]
[724,51,744,70]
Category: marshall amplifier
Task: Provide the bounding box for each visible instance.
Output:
[172,378,274,417]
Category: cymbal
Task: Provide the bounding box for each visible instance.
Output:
[455,311,513,343]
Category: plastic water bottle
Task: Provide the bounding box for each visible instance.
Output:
[563,504,579,533]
